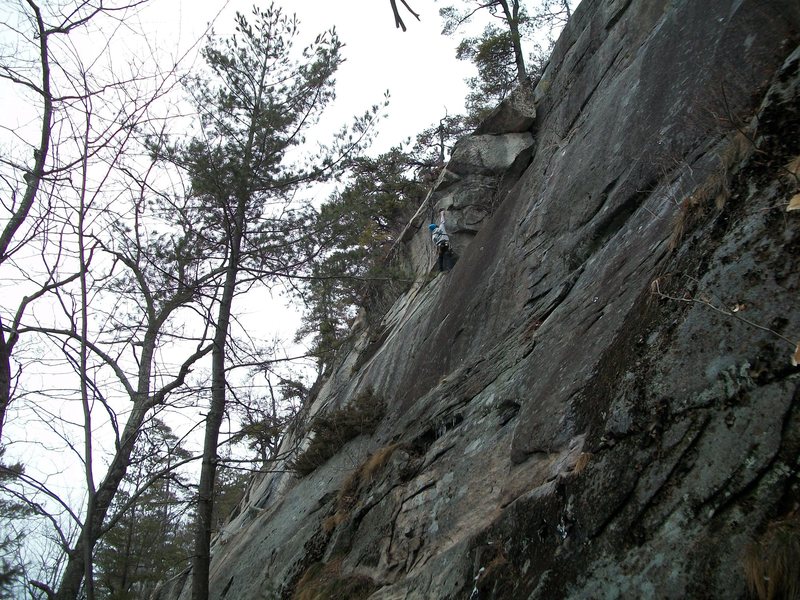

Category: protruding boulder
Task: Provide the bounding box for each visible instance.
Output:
[474,85,537,135]
[447,132,534,177]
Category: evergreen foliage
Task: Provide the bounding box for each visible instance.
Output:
[457,24,520,120]
[413,115,475,170]
[440,0,530,91]
[210,464,250,533]
[297,150,422,373]
[93,421,250,600]
[230,376,307,468]
[439,0,574,121]
[0,451,28,599]
[94,420,192,600]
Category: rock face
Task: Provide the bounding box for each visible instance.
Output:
[157,0,800,598]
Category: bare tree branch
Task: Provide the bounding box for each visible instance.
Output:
[390,0,421,31]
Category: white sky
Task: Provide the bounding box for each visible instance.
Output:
[136,0,474,153]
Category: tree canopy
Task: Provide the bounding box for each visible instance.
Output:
[296,148,423,373]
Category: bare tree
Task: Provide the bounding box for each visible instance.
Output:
[0,2,222,598]
[0,0,59,442]
[44,172,215,600]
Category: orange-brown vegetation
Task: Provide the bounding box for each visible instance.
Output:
[743,512,800,600]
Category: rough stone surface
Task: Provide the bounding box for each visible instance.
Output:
[156,1,800,598]
[447,133,534,176]
[474,86,537,135]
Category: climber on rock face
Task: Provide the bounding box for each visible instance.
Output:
[429,208,451,272]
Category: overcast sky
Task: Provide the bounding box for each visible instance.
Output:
[135,0,474,153]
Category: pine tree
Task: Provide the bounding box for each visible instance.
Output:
[440,0,575,121]
[171,5,383,597]
[94,421,193,600]
[297,149,422,372]
[440,0,531,89]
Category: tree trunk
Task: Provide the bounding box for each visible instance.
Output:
[191,201,246,600]
[0,327,12,442]
[499,0,529,86]
[77,83,97,600]
[54,399,155,599]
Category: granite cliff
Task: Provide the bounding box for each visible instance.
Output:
[158,0,800,597]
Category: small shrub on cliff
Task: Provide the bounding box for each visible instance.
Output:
[668,131,753,251]
[289,388,386,476]
[572,452,592,476]
[743,512,800,600]
[669,167,730,251]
